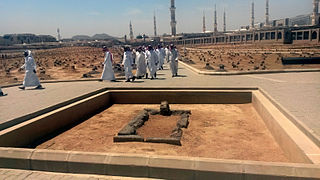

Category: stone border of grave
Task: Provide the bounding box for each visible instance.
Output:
[179,60,320,76]
[113,101,191,146]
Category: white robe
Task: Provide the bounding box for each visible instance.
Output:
[146,50,158,78]
[21,51,41,87]
[169,49,179,76]
[122,51,134,79]
[135,52,147,77]
[165,48,170,63]
[156,48,165,68]
[101,52,115,81]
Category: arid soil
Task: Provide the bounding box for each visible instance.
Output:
[0,47,125,85]
[179,44,320,71]
[36,104,290,163]
[137,114,180,138]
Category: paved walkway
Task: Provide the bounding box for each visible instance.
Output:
[1,62,320,178]
[0,168,156,180]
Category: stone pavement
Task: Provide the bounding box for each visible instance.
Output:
[0,168,157,180]
[0,62,320,178]
[1,62,319,138]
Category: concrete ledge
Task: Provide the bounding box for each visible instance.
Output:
[68,151,107,175]
[107,153,149,177]
[30,149,70,173]
[109,90,252,104]
[0,147,34,169]
[259,88,320,148]
[0,87,109,131]
[252,91,320,164]
[0,91,110,147]
[0,148,320,179]
[148,156,195,179]
[180,60,320,76]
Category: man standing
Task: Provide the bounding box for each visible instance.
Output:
[145,45,158,80]
[19,50,43,90]
[156,45,165,70]
[0,87,7,96]
[122,47,135,82]
[100,46,116,82]
[135,47,147,79]
[168,44,179,77]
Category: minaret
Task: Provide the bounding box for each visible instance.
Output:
[265,0,269,26]
[154,11,157,36]
[312,0,320,25]
[251,1,255,29]
[129,21,134,40]
[214,4,218,33]
[223,9,226,32]
[170,0,177,36]
[57,28,61,41]
[203,11,206,33]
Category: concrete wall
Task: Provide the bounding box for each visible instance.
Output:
[252,91,320,164]
[0,91,111,147]
[0,148,319,180]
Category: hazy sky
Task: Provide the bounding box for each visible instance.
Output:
[0,0,312,38]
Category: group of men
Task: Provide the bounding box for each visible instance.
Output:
[0,44,179,96]
[101,44,179,82]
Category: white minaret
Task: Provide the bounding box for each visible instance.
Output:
[170,0,177,36]
[312,0,320,25]
[251,1,255,29]
[154,11,157,36]
[57,28,61,41]
[214,4,218,33]
[265,0,270,26]
[203,11,206,33]
[223,9,226,32]
[129,21,134,40]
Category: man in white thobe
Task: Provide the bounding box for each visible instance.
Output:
[122,47,135,82]
[156,45,165,70]
[135,47,147,79]
[100,46,116,82]
[168,45,179,77]
[165,45,170,63]
[0,87,7,96]
[19,50,43,90]
[145,45,158,80]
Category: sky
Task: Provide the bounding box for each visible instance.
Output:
[0,0,312,39]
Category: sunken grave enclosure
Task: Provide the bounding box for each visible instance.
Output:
[0,88,319,179]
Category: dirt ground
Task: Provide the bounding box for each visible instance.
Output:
[179,44,320,71]
[36,104,290,163]
[1,43,320,85]
[0,46,125,85]
[137,114,180,138]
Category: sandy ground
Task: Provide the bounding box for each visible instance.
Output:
[1,44,320,85]
[0,47,125,85]
[137,114,180,138]
[36,104,290,163]
[179,44,320,71]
